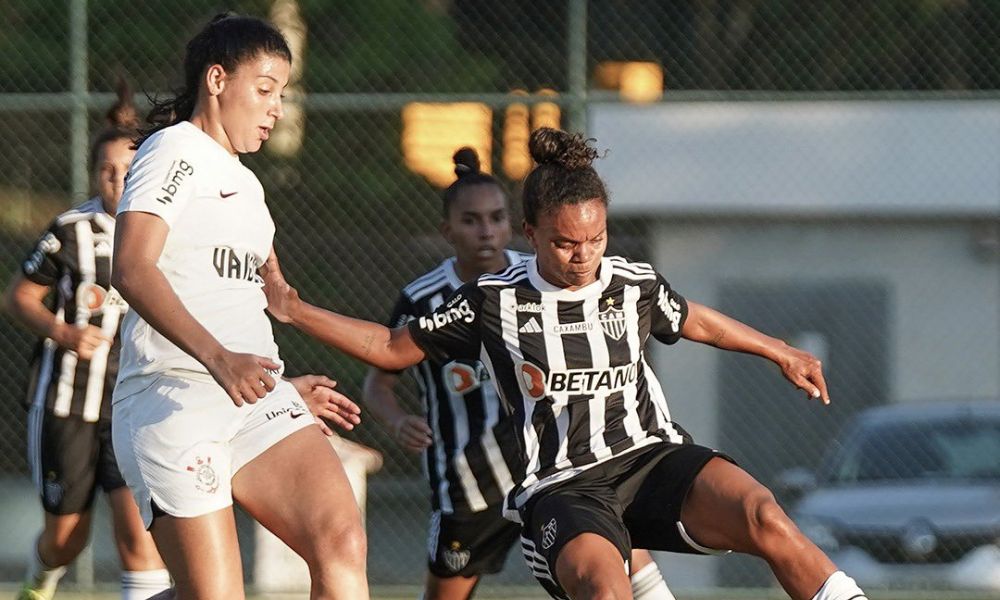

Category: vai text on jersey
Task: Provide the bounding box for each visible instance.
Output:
[213,247,263,282]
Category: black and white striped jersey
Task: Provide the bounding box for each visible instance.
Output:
[408,255,690,523]
[20,197,125,422]
[389,249,528,514]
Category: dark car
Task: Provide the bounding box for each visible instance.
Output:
[782,400,1000,591]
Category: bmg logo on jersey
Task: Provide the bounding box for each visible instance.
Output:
[658,286,683,333]
[156,158,194,204]
[419,298,475,332]
[515,360,640,400]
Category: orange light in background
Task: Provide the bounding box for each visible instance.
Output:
[503,90,531,181]
[401,102,492,188]
[532,88,561,130]
[594,61,663,103]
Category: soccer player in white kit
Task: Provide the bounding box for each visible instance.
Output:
[110,14,366,600]
[262,128,871,600]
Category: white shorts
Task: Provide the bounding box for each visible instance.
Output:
[112,375,314,527]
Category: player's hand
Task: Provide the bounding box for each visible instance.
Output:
[262,274,301,324]
[260,249,300,324]
[52,322,111,360]
[391,415,433,452]
[205,350,279,407]
[288,374,362,435]
[775,344,830,405]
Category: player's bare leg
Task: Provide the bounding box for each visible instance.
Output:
[232,426,368,600]
[679,457,847,600]
[149,507,244,600]
[18,512,91,600]
[423,572,480,600]
[109,487,171,598]
[555,533,632,600]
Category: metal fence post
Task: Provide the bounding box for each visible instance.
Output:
[566,0,588,135]
[70,0,89,205]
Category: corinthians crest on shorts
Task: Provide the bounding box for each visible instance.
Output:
[598,297,626,340]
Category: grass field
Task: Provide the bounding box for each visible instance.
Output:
[3,585,998,600]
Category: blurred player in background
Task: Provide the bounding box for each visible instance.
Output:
[4,80,171,600]
[110,14,365,600]
[263,127,870,600]
[365,148,675,600]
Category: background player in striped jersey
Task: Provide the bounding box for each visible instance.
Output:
[262,127,871,600]
[3,81,171,600]
[363,149,675,600]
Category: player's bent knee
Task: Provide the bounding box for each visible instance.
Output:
[44,526,90,565]
[747,493,797,551]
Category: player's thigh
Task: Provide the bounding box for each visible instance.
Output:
[679,455,777,553]
[623,444,737,557]
[424,572,480,600]
[231,425,364,563]
[555,533,631,600]
[107,486,164,569]
[521,488,630,600]
[149,506,243,600]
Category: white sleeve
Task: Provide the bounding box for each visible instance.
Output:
[118,129,200,228]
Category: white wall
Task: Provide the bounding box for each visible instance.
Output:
[646,221,999,588]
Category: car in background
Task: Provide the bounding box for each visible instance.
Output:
[780,400,1000,591]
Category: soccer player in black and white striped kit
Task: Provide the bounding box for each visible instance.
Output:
[363,149,675,600]
[3,82,171,600]
[265,128,869,600]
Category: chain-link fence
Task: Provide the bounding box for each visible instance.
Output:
[2,0,999,596]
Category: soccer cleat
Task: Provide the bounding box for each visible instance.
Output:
[16,584,54,600]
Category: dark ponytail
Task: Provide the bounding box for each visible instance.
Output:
[135,13,291,148]
[89,75,140,167]
[522,128,608,226]
[442,147,506,217]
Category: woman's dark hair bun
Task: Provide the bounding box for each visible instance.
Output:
[528,127,599,171]
[453,146,481,178]
[106,76,139,130]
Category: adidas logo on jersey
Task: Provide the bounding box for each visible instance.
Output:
[519,317,542,333]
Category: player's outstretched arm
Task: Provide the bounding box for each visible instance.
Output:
[262,265,426,372]
[682,300,830,404]
[363,368,432,452]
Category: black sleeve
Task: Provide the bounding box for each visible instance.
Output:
[381,292,417,374]
[20,221,64,286]
[386,291,416,329]
[407,282,484,363]
[649,272,688,345]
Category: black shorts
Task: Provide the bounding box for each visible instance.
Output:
[520,442,734,600]
[28,408,126,514]
[427,507,522,578]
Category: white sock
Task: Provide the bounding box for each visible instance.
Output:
[121,569,172,600]
[24,540,66,596]
[630,561,676,600]
[810,571,868,600]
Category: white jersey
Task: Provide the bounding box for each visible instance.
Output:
[114,121,281,399]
